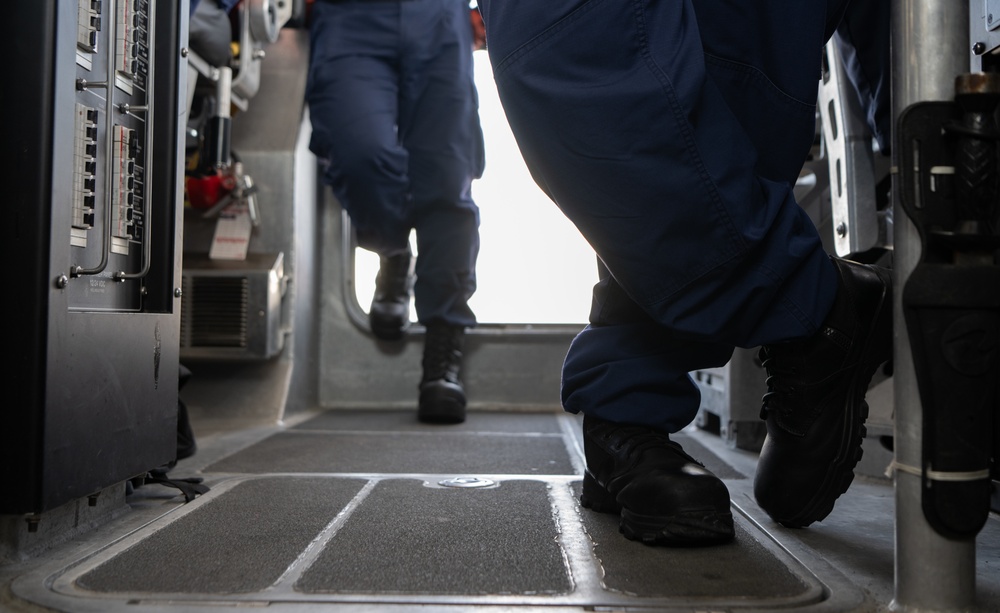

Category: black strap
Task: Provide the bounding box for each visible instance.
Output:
[144,473,211,503]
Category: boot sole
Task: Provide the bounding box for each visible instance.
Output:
[581,473,734,546]
[620,508,735,546]
[776,265,893,528]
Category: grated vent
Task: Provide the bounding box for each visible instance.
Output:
[180,276,249,348]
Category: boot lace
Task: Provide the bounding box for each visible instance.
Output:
[758,346,801,419]
[422,324,463,383]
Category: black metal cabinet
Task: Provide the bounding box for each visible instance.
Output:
[2,0,186,514]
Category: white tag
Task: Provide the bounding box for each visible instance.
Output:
[209,203,252,260]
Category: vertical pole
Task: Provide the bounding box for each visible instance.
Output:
[891,1,975,610]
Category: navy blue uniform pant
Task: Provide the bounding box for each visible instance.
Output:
[478,0,890,432]
[307,0,485,328]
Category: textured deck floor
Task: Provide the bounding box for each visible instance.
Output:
[4,409,1000,612]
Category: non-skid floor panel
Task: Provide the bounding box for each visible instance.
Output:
[294,410,564,434]
[76,477,366,594]
[576,483,813,600]
[296,479,572,595]
[205,431,575,475]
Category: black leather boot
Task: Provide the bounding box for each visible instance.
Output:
[369,249,413,341]
[581,415,735,546]
[754,257,892,527]
[418,322,466,424]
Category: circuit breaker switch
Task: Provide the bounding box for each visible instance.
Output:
[72,104,98,242]
[77,0,102,52]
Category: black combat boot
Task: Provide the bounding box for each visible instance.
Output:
[580,415,735,546]
[369,248,413,341]
[418,321,466,424]
[754,257,892,528]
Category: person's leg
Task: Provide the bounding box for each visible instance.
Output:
[480,0,839,351]
[306,2,412,255]
[479,0,842,434]
[754,0,894,528]
[479,0,893,536]
[305,2,415,339]
[567,263,738,545]
[398,0,484,422]
[399,0,483,330]
[563,260,734,435]
[477,0,837,546]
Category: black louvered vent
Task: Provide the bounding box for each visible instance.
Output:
[181,276,249,348]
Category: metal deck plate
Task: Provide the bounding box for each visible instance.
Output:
[202,429,576,475]
[6,410,918,612]
[298,479,572,595]
[77,477,368,594]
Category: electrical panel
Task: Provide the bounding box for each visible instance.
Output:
[2,0,187,514]
[71,0,154,305]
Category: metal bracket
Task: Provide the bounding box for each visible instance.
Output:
[817,42,887,257]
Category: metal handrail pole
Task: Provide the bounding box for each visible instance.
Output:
[891,1,976,611]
